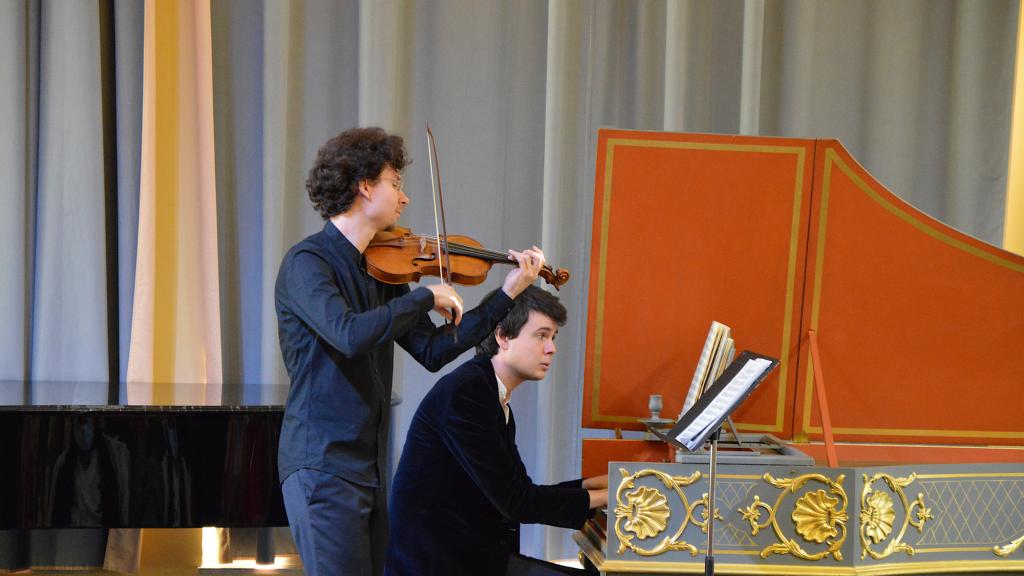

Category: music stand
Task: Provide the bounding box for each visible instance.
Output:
[650,351,779,576]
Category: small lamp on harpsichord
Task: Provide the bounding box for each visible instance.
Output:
[640,393,677,462]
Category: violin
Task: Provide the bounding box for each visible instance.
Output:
[364,226,570,290]
[365,124,569,298]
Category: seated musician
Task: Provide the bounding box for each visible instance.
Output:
[386,286,608,576]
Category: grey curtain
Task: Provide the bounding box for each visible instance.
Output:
[0,0,143,571]
[0,0,1016,569]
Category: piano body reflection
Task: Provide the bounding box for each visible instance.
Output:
[0,405,285,530]
[578,130,1024,574]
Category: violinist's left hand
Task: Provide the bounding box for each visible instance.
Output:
[501,246,544,298]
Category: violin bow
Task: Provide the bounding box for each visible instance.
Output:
[426,124,458,341]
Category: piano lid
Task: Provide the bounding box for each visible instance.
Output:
[583,129,1024,446]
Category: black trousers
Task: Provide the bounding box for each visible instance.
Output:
[281,468,388,576]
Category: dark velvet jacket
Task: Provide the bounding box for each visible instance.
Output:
[386,355,591,576]
[275,222,514,487]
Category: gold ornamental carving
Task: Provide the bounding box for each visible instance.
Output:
[859,472,933,560]
[793,489,845,544]
[861,489,895,543]
[612,467,704,557]
[994,533,1024,557]
[738,472,848,561]
[622,486,670,539]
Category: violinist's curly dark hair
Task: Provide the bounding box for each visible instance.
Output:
[476,286,566,357]
[306,127,409,219]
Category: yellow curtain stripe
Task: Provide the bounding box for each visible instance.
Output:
[130,0,220,405]
[152,0,180,403]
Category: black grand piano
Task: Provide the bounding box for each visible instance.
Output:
[0,404,286,563]
[0,404,286,529]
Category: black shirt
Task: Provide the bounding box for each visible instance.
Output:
[275,222,514,487]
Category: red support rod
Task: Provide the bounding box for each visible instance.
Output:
[808,330,838,468]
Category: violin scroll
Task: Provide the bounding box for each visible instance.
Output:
[541,266,570,290]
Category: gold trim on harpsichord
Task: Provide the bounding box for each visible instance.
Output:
[738,472,849,562]
[612,467,704,556]
[995,533,1024,557]
[583,558,1024,575]
[584,466,1024,574]
[859,472,933,560]
[800,147,1024,441]
[591,136,807,432]
[584,519,1024,573]
[882,472,1024,556]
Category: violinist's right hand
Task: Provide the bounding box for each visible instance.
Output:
[426,283,463,325]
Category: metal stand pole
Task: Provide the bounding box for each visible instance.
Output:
[724,416,745,447]
[704,428,720,576]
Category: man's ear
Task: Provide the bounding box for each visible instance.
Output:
[494,327,509,351]
[357,179,373,201]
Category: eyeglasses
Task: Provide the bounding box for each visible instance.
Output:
[377,177,404,192]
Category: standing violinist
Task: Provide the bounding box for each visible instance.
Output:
[275,126,546,576]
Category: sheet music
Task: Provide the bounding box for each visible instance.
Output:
[674,357,773,451]
[681,322,726,416]
[708,336,734,387]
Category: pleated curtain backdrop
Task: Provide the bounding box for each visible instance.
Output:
[0,0,1018,571]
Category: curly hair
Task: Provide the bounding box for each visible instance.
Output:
[476,286,567,357]
[305,127,409,219]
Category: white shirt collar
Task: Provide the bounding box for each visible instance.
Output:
[495,372,510,424]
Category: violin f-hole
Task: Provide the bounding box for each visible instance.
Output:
[412,253,437,266]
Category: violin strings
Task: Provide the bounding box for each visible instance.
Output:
[411,234,553,269]
[448,243,508,261]
[415,235,508,261]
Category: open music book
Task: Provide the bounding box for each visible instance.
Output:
[656,351,778,452]
[680,321,735,417]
